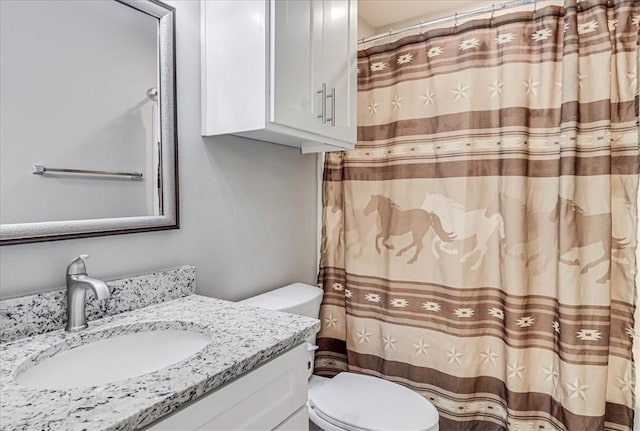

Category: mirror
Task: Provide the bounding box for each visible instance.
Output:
[0,0,178,245]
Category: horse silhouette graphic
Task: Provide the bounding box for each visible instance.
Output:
[422,194,505,270]
[551,196,629,284]
[364,194,454,264]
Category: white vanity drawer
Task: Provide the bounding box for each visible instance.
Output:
[147,343,308,431]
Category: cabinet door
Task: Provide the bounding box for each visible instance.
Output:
[146,344,308,430]
[271,0,323,134]
[320,0,357,144]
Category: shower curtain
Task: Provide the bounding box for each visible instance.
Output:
[315,1,639,430]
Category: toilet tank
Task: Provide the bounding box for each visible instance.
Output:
[239,283,323,319]
[241,283,324,379]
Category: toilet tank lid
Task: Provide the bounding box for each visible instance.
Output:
[240,283,323,313]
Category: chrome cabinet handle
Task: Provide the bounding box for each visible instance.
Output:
[326,87,335,127]
[316,83,327,123]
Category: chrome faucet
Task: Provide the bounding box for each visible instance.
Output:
[65,255,111,332]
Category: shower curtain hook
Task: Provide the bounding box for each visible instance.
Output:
[490,4,496,26]
[532,0,538,19]
[454,12,458,33]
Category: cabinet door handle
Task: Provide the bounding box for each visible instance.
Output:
[316,83,327,123]
[326,87,336,127]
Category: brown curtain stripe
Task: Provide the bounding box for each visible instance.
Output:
[355,103,638,140]
[323,156,639,180]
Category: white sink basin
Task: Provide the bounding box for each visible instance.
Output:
[16,329,211,389]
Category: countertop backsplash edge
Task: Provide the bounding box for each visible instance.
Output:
[0,265,196,343]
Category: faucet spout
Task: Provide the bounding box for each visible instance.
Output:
[70,275,111,300]
[65,255,111,332]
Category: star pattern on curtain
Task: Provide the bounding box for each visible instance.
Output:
[516,316,535,328]
[420,89,435,106]
[426,46,444,58]
[370,61,386,72]
[616,373,633,393]
[507,360,526,380]
[542,365,559,384]
[531,27,552,41]
[356,328,372,344]
[488,308,504,319]
[382,333,397,350]
[390,298,409,308]
[364,293,381,303]
[413,338,430,356]
[458,38,480,51]
[565,378,590,400]
[366,100,379,116]
[495,32,516,44]
[422,301,441,312]
[446,346,464,365]
[391,93,405,110]
[487,79,504,97]
[396,53,414,64]
[480,347,499,365]
[522,76,539,95]
[576,329,602,341]
[331,282,344,291]
[450,82,470,101]
[453,307,474,318]
[324,314,338,328]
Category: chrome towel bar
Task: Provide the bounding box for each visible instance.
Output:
[32,164,143,180]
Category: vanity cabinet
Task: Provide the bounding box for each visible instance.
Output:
[146,343,308,430]
[201,0,357,153]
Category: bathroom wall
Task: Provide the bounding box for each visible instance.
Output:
[357,16,375,39]
[0,1,158,223]
[0,0,318,301]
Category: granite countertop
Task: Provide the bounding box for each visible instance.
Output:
[0,295,320,431]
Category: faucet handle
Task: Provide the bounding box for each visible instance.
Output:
[67,255,89,276]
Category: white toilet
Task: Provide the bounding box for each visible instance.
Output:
[240,283,440,431]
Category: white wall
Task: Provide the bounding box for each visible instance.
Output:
[0,0,158,223]
[357,16,375,39]
[0,0,318,301]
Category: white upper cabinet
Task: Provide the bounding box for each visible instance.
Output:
[201,0,357,153]
[318,0,356,144]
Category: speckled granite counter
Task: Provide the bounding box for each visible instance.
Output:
[0,265,196,343]
[0,295,320,431]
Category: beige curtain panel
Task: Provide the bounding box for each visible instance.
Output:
[316,1,639,430]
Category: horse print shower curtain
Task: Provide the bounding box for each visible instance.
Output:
[315,1,639,430]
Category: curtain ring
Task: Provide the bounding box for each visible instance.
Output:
[532,0,538,19]
[490,4,496,26]
[454,12,458,32]
[576,0,582,11]
[419,20,425,38]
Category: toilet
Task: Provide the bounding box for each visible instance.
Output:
[240,283,440,431]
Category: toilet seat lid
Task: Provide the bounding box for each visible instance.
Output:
[308,372,439,431]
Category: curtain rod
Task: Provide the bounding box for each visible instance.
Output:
[359,0,548,45]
